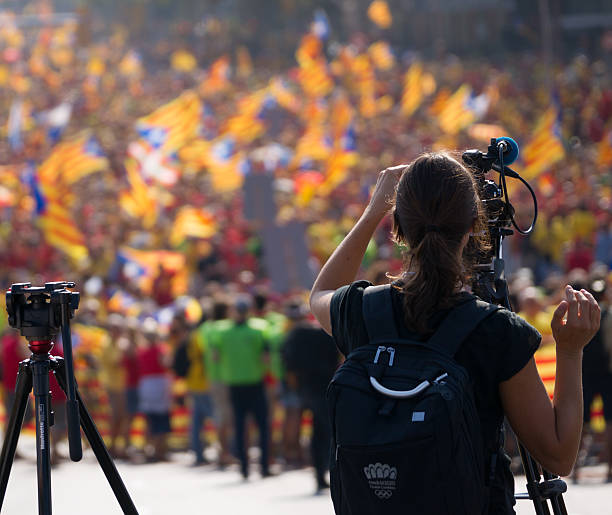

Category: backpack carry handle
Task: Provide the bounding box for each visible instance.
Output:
[369,373,448,399]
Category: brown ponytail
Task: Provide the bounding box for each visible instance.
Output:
[390,152,489,334]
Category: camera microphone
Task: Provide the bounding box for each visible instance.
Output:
[494,136,519,166]
[462,136,520,176]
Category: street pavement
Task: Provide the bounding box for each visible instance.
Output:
[1,436,610,514]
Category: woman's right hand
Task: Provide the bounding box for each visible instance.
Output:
[364,165,408,219]
[551,285,601,356]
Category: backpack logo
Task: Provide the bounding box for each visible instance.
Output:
[363,463,397,500]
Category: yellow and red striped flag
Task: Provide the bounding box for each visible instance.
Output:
[38,202,89,262]
[23,163,89,264]
[401,61,437,117]
[268,77,301,113]
[222,89,267,143]
[135,90,201,155]
[437,84,490,135]
[38,131,109,187]
[170,206,218,247]
[119,158,158,228]
[437,84,475,134]
[368,41,395,71]
[521,104,565,180]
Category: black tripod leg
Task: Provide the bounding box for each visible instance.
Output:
[0,361,32,509]
[52,359,138,515]
[31,357,53,515]
[518,441,550,515]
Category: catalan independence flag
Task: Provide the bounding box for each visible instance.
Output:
[521,103,565,180]
[401,61,437,118]
[136,90,201,155]
[222,89,267,143]
[23,163,89,263]
[117,247,188,296]
[118,157,158,228]
[437,84,489,135]
[37,131,108,187]
[170,206,218,247]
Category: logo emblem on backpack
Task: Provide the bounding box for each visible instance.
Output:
[363,463,397,500]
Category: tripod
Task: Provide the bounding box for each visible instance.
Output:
[0,282,138,514]
[475,227,568,515]
[464,137,568,514]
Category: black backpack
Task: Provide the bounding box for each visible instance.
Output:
[327,285,501,515]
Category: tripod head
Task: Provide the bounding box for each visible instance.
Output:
[5,281,83,461]
[6,282,79,346]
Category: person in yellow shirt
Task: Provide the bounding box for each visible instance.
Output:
[170,314,212,466]
[517,287,554,345]
[99,314,128,459]
[186,327,212,466]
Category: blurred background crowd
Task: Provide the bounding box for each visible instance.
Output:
[0,0,612,487]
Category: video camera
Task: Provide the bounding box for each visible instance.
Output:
[461,137,538,305]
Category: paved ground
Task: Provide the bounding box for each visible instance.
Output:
[1,436,610,514]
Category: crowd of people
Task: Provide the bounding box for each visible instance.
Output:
[0,2,611,485]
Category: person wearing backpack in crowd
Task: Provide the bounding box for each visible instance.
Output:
[282,301,339,493]
[309,155,601,514]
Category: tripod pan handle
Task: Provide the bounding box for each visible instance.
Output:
[66,399,83,461]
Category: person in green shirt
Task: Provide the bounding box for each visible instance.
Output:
[213,295,270,479]
[197,299,233,468]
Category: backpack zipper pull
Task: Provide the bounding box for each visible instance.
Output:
[373,346,386,364]
[386,347,395,367]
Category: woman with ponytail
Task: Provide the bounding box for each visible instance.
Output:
[310,153,601,513]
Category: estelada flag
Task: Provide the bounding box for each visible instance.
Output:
[37,131,108,188]
[170,206,218,247]
[521,104,565,180]
[136,90,201,155]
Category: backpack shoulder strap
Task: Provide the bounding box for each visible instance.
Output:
[428,298,501,357]
[361,284,399,341]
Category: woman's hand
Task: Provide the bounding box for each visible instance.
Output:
[551,285,601,357]
[364,165,408,219]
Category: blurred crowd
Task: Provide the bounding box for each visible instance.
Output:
[0,1,611,483]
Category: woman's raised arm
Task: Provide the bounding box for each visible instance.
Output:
[500,286,600,476]
[309,166,405,334]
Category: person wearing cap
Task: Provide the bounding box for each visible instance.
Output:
[212,294,270,479]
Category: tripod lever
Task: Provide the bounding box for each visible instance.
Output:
[59,300,83,462]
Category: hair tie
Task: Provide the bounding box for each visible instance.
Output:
[424,225,441,233]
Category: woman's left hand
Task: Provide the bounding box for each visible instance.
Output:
[365,165,408,219]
